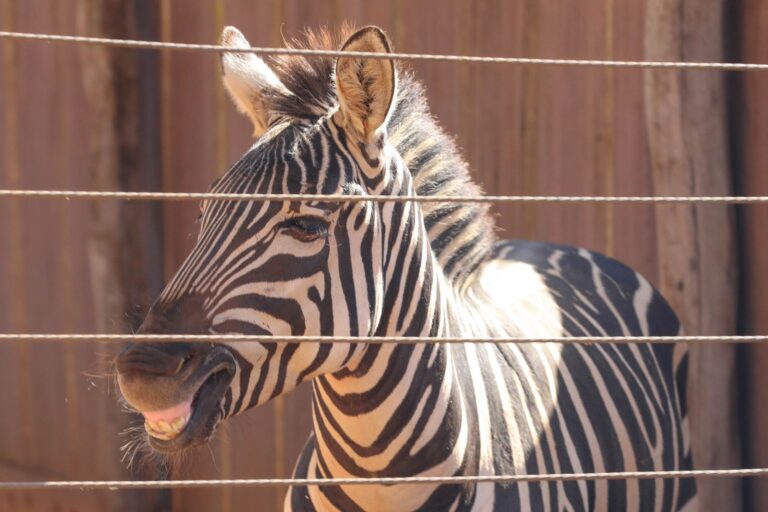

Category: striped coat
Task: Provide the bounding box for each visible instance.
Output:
[115,25,696,511]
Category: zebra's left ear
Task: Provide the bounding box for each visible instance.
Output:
[334,26,396,144]
[220,26,289,137]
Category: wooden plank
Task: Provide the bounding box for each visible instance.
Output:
[72,10,135,511]
[644,0,740,510]
[0,0,35,477]
[68,0,168,510]
[739,1,768,510]
[0,462,111,512]
[611,0,659,282]
[0,0,23,478]
[0,0,156,510]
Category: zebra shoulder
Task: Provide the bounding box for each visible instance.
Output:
[488,239,681,338]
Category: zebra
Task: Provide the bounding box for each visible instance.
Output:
[115,25,696,511]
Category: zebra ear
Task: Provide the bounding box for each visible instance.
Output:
[220,26,287,137]
[334,26,396,144]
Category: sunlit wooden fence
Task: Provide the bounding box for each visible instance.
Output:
[1,1,766,511]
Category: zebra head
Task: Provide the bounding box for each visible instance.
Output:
[116,26,407,454]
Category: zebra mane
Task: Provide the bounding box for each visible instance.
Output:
[266,27,497,283]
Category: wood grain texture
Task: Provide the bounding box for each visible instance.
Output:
[644,0,740,509]
[0,1,167,510]
[0,463,113,512]
[739,1,768,510]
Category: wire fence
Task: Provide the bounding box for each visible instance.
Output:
[2,468,768,491]
[0,28,765,492]
[1,334,767,345]
[1,189,767,204]
[2,30,767,70]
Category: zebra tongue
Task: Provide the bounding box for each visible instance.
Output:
[142,398,193,425]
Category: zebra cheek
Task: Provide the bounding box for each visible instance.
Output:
[223,343,269,406]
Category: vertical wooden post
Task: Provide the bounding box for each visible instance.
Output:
[0,0,35,472]
[75,1,167,510]
[644,0,740,510]
[738,1,768,510]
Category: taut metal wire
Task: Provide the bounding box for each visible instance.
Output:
[2,26,766,494]
[1,30,767,70]
[0,334,767,344]
[0,468,766,490]
[1,189,767,204]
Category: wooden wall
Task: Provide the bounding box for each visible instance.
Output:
[0,0,167,510]
[739,0,768,510]
[0,0,749,510]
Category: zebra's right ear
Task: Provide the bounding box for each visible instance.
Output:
[220,26,288,137]
[333,27,396,145]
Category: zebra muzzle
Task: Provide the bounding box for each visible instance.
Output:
[118,344,236,452]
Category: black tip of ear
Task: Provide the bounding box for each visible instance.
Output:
[341,26,392,54]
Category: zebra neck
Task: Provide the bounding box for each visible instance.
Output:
[372,193,482,338]
[388,76,497,286]
[308,340,469,509]
[310,230,482,486]
[311,345,467,489]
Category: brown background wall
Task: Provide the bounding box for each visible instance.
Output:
[739,0,768,510]
[0,0,762,511]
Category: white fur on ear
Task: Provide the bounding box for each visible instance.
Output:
[220,26,288,136]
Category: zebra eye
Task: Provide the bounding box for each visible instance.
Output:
[280,216,330,242]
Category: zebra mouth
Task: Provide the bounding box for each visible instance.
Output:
[144,358,235,453]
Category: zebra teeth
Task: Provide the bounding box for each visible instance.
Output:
[144,414,191,440]
[171,415,188,432]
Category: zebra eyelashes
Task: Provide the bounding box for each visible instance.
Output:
[278,215,331,242]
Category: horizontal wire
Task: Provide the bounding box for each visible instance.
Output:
[1,189,766,204]
[1,30,766,70]
[1,468,767,490]
[3,29,764,497]
[0,334,766,345]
